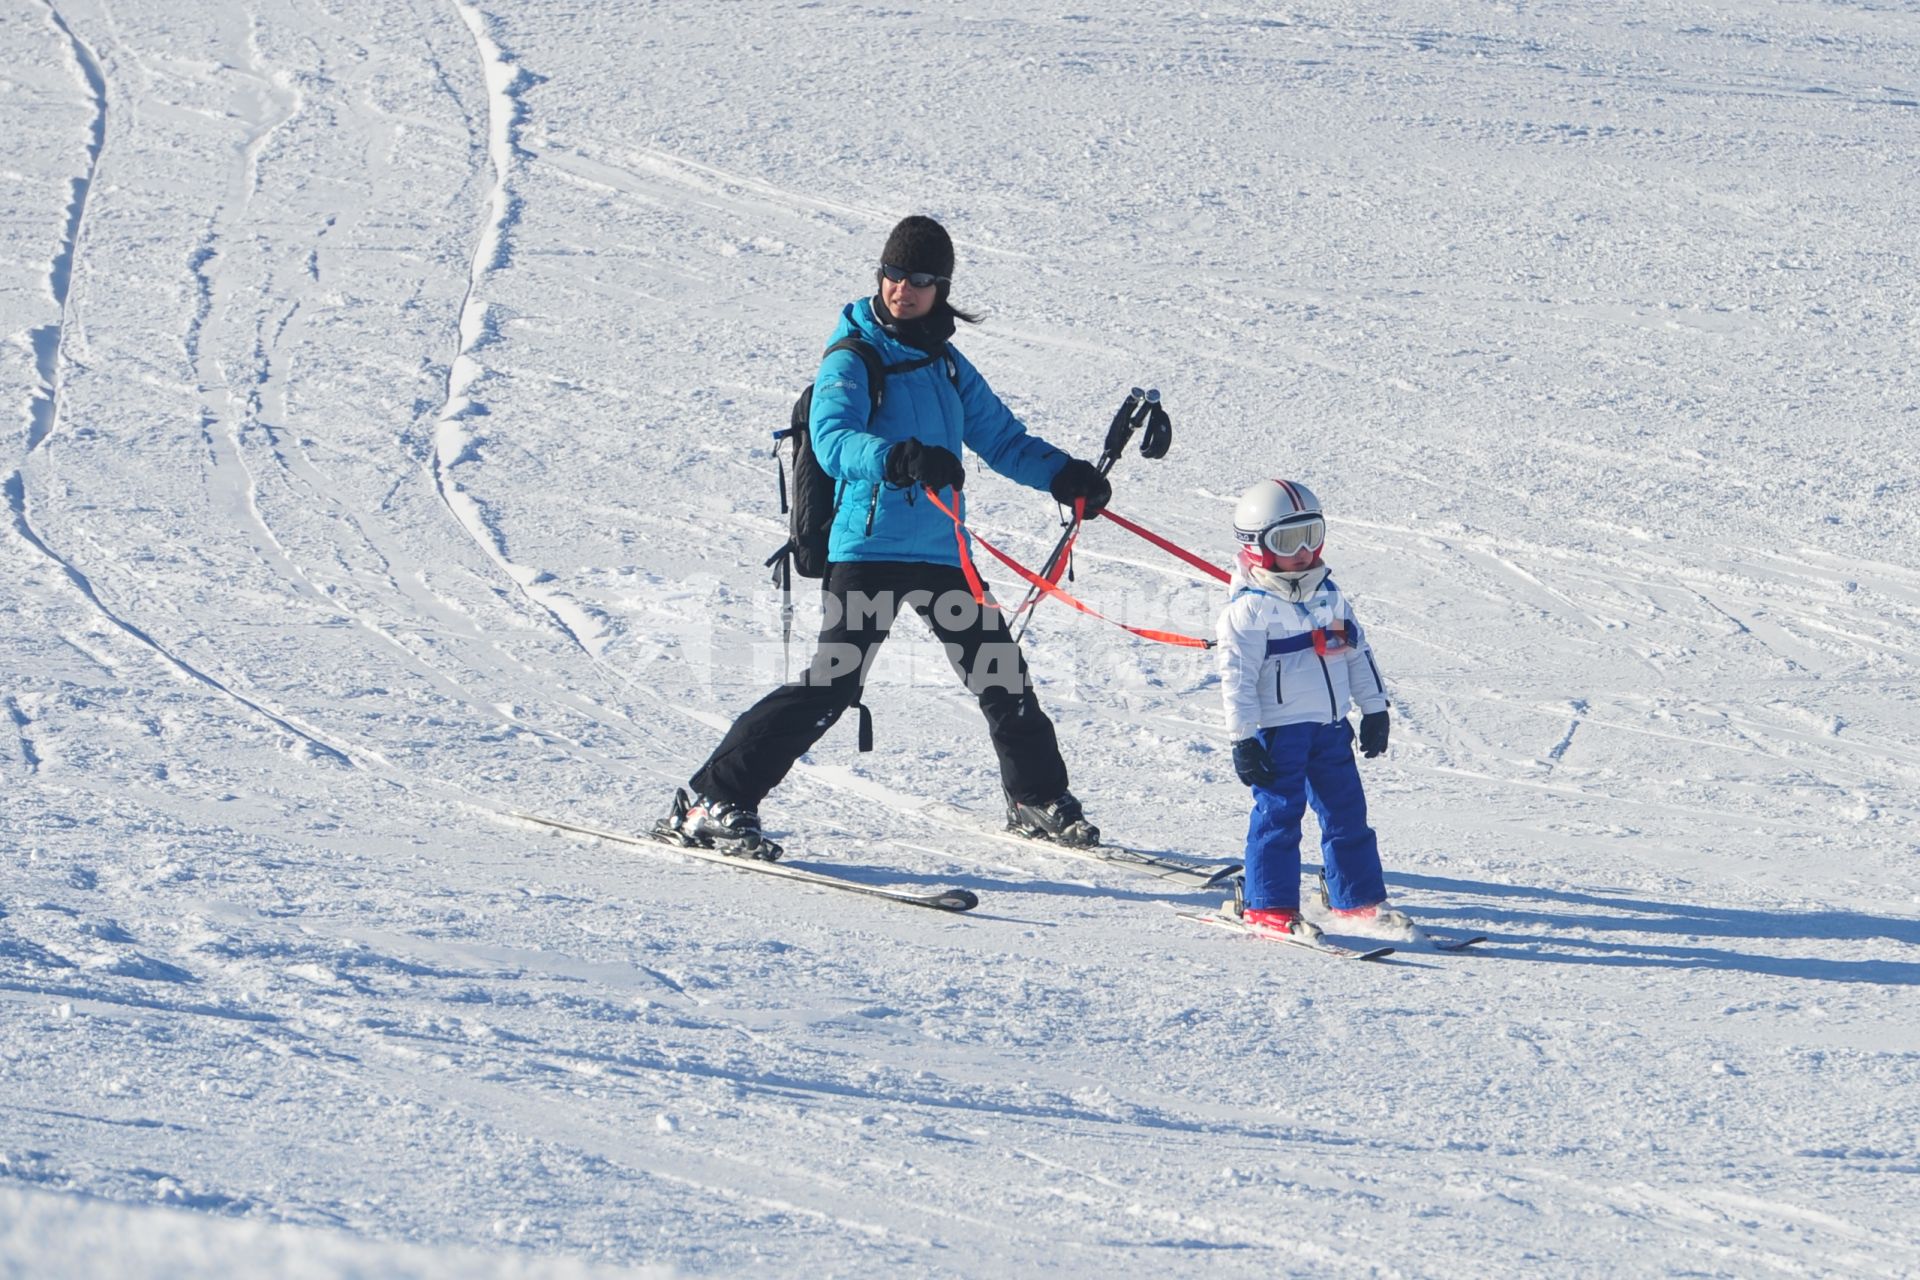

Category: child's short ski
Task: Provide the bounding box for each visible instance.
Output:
[1331,927,1486,953]
[1176,907,1395,960]
[1320,923,1486,953]
[509,812,980,913]
[1310,874,1484,950]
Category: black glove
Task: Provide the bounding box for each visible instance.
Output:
[1049,458,1112,516]
[1358,710,1390,758]
[1232,736,1278,788]
[884,440,965,492]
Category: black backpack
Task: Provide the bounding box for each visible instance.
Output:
[768,336,958,582]
[764,337,959,742]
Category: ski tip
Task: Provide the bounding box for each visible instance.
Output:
[1202,863,1245,889]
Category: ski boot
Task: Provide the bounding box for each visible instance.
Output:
[1005,790,1099,848]
[1324,900,1419,940]
[1226,878,1323,942]
[1242,907,1326,943]
[1319,873,1418,936]
[655,788,782,861]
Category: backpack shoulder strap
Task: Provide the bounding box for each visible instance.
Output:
[823,336,886,415]
[872,343,963,397]
[926,344,959,388]
[819,337,959,417]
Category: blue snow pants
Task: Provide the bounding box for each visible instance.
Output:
[1241,720,1387,913]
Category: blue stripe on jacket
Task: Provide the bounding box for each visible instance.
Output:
[1262,620,1364,657]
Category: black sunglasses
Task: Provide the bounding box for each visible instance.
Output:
[880,263,949,289]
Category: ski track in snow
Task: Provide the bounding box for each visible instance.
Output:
[429,0,609,660]
[3,2,1919,1277]
[6,3,357,773]
[5,470,355,768]
[23,0,106,456]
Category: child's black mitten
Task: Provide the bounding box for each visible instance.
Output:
[1358,710,1391,758]
[1232,736,1278,787]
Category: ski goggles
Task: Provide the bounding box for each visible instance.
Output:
[1238,515,1326,558]
[880,263,950,289]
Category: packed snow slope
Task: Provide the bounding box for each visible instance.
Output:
[4,1,1918,1276]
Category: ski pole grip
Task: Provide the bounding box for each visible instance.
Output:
[1140,402,1172,459]
[1100,388,1145,458]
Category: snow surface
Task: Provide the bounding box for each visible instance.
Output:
[4,0,1919,1275]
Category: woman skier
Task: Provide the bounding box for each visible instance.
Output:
[660,215,1114,857]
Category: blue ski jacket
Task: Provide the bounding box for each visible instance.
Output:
[809,299,1071,567]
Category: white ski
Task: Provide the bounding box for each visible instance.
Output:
[919,803,1241,890]
[1175,906,1396,960]
[508,812,980,913]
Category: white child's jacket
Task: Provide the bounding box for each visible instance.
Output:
[1216,561,1389,741]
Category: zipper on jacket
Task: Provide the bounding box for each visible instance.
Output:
[864,483,880,535]
[1315,653,1337,717]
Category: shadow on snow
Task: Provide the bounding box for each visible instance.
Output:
[1381,868,1920,986]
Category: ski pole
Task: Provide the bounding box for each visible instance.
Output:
[1011,387,1153,640]
[1011,388,1160,643]
[760,550,797,680]
[1013,387,1144,621]
[765,431,797,680]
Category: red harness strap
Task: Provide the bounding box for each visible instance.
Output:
[923,488,1213,649]
[1095,508,1231,584]
[1016,496,1086,614]
[940,491,990,605]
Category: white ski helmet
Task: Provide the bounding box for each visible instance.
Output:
[1233,479,1327,564]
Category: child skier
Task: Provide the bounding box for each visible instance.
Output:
[1217,478,1413,942]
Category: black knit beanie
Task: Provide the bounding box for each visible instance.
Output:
[879,215,954,280]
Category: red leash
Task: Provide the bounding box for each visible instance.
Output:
[923,489,1214,649]
[1096,507,1231,584]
